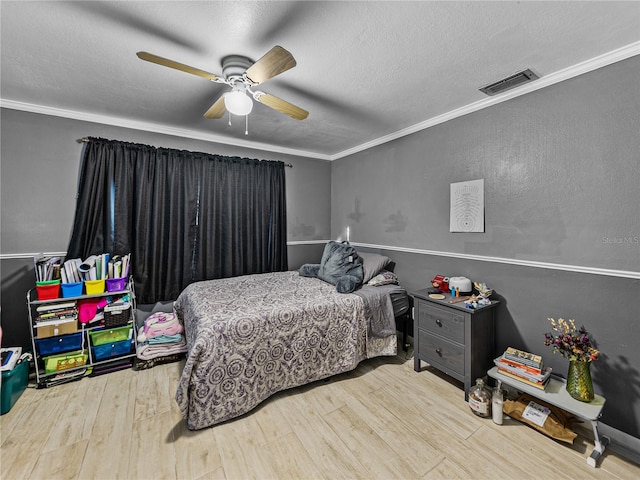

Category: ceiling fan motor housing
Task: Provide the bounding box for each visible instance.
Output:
[221,55,253,82]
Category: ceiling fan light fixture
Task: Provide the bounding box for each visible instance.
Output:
[224,88,253,116]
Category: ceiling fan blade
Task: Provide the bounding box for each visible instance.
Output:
[203,95,227,119]
[256,93,308,120]
[137,51,219,81]
[245,46,296,84]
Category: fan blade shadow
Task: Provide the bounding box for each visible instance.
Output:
[273,81,388,128]
[69,2,204,53]
[253,2,312,45]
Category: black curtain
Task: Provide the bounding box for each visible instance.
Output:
[67,137,288,303]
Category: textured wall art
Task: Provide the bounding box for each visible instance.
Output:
[450,179,484,232]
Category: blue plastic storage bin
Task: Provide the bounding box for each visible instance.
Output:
[1,359,29,415]
[92,340,132,361]
[35,332,83,356]
[61,281,83,298]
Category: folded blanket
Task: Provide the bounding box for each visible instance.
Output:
[137,312,183,342]
[145,333,185,345]
[137,338,188,360]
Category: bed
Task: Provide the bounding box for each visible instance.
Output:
[174,263,408,430]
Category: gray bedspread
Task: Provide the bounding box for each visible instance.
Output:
[174,271,397,430]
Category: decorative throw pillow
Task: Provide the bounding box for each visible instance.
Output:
[358,252,392,283]
[299,241,364,293]
[367,270,399,286]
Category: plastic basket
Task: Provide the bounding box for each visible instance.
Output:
[92,340,133,361]
[1,360,29,415]
[35,332,83,356]
[106,277,127,292]
[89,325,132,346]
[36,280,61,300]
[84,279,105,295]
[43,351,88,374]
[61,281,83,298]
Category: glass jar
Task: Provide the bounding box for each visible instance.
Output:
[468,378,492,418]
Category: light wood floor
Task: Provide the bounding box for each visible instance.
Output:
[1,344,638,480]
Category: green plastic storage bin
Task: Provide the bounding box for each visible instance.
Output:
[1,359,29,415]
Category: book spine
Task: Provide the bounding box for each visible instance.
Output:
[504,348,543,368]
[499,356,543,375]
[497,368,548,390]
[496,362,547,383]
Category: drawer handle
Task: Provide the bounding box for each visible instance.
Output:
[435,319,443,327]
[435,348,443,357]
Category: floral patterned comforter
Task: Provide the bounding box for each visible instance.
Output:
[174,271,397,430]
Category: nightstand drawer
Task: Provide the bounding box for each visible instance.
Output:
[418,330,464,375]
[417,301,464,343]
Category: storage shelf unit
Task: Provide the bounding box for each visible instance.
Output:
[488,366,608,467]
[27,278,137,387]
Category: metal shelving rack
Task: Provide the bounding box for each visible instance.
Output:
[26,278,137,387]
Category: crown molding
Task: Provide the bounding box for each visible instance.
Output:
[1,42,638,161]
[330,41,640,160]
[0,100,332,161]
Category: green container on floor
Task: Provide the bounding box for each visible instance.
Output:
[1,359,29,415]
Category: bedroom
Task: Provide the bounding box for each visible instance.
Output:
[1,1,639,478]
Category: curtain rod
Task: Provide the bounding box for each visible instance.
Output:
[77,137,293,168]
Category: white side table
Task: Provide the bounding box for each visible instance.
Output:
[488,366,609,467]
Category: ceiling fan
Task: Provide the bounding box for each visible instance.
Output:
[136,46,309,123]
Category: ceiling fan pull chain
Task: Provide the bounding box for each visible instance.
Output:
[228,112,232,127]
[245,115,249,136]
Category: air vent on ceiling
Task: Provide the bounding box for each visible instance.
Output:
[479,68,539,96]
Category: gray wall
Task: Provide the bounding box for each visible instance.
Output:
[331,56,640,441]
[0,109,331,349]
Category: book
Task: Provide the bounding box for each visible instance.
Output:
[34,256,63,282]
[504,346,543,369]
[36,302,76,313]
[35,317,77,328]
[36,309,78,322]
[495,357,552,384]
[499,354,544,375]
[496,367,550,390]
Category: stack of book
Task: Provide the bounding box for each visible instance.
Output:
[495,347,552,390]
[34,256,63,282]
[58,253,131,283]
[35,302,78,323]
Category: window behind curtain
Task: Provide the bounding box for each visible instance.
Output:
[67,138,288,303]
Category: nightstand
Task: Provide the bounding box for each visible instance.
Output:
[412,289,499,399]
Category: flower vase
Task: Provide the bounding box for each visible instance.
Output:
[566,360,594,402]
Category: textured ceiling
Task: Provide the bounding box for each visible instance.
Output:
[1,1,639,159]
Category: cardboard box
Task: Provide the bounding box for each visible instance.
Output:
[36,319,78,339]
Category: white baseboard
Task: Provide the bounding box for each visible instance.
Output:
[599,423,640,465]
